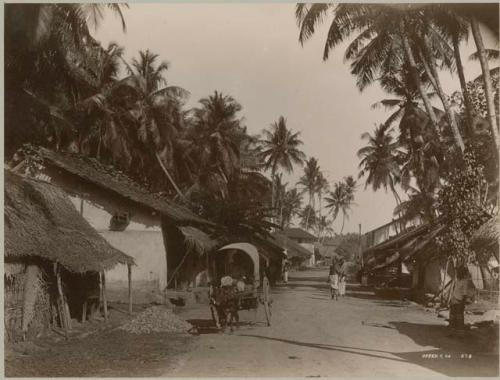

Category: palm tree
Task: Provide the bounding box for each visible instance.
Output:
[408,15,465,152]
[299,205,317,232]
[274,173,288,226]
[189,91,250,199]
[398,105,444,195]
[393,184,437,224]
[344,176,357,203]
[5,4,127,49]
[372,63,432,129]
[86,49,190,197]
[470,48,500,64]
[298,157,321,230]
[315,215,334,242]
[457,4,499,151]
[296,4,448,144]
[281,188,303,228]
[315,171,329,223]
[429,4,499,151]
[358,124,404,207]
[470,25,500,150]
[427,4,475,129]
[259,116,306,212]
[5,4,128,156]
[324,178,356,234]
[130,50,171,95]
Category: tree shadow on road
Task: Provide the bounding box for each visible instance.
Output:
[238,334,406,362]
[388,321,494,352]
[239,331,499,377]
[389,321,499,377]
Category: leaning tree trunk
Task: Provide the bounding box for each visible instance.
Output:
[420,36,465,152]
[470,18,500,152]
[155,152,187,201]
[452,33,475,132]
[400,24,441,137]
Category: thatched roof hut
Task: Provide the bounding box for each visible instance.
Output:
[4,170,134,273]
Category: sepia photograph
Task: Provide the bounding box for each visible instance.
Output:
[3,2,500,377]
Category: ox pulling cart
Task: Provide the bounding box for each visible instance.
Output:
[208,243,273,332]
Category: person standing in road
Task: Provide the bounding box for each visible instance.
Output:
[282,260,290,284]
[449,265,474,333]
[328,263,339,300]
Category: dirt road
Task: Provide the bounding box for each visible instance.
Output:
[6,268,498,377]
[172,269,499,377]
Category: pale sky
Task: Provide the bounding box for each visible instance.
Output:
[94,3,496,234]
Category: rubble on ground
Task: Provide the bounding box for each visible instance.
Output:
[119,306,193,334]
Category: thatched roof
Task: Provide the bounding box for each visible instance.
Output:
[34,147,212,227]
[4,171,134,273]
[178,226,219,256]
[471,217,499,259]
[271,232,312,258]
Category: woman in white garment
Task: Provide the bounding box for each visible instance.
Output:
[328,264,339,300]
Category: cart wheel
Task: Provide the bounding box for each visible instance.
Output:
[263,301,271,326]
[262,278,272,326]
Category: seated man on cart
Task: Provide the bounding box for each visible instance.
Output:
[209,276,240,331]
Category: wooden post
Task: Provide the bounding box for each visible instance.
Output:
[127,264,133,315]
[54,263,69,338]
[101,271,108,322]
[64,296,72,330]
[82,300,87,323]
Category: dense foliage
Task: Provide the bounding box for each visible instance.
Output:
[436,151,493,264]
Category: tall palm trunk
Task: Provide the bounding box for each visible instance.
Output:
[305,191,314,231]
[419,36,465,152]
[470,18,500,152]
[389,180,405,232]
[452,34,474,131]
[317,190,323,242]
[400,24,440,137]
[155,152,187,201]
[340,213,345,234]
[272,168,277,208]
[271,166,277,226]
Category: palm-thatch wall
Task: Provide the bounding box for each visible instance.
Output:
[4,170,134,342]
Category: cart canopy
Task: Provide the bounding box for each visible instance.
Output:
[218,243,261,286]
